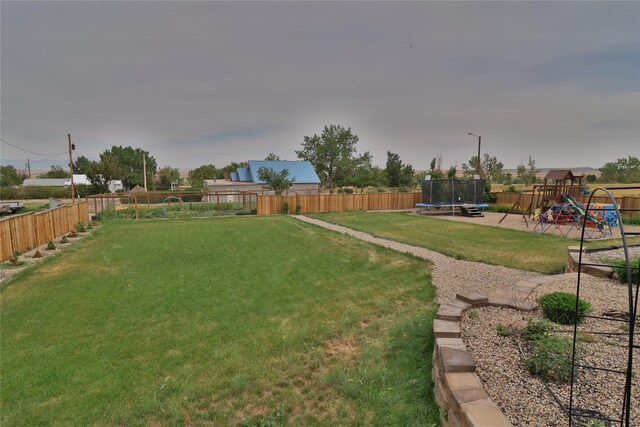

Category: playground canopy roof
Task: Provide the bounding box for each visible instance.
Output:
[544,169,575,181]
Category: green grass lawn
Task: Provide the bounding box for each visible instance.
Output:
[308,212,581,273]
[1,217,438,426]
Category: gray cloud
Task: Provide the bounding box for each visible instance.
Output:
[1,1,638,171]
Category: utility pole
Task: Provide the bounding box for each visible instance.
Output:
[467,132,482,177]
[68,134,75,200]
[143,153,147,191]
[27,158,31,178]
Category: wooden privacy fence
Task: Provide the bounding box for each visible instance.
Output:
[256,192,422,215]
[494,192,640,217]
[0,201,89,262]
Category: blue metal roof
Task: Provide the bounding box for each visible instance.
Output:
[236,167,252,181]
[230,172,239,181]
[247,160,320,184]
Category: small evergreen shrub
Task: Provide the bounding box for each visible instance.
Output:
[33,250,43,258]
[61,236,69,244]
[68,230,78,238]
[295,204,302,215]
[280,201,289,215]
[75,222,86,232]
[539,292,590,325]
[47,240,56,250]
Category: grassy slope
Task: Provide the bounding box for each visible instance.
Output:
[1,217,438,426]
[308,212,576,273]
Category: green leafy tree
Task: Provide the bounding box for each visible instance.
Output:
[517,155,538,186]
[73,156,94,175]
[40,165,69,179]
[188,164,221,190]
[0,165,26,186]
[428,157,444,180]
[599,156,640,183]
[264,153,281,161]
[446,166,457,179]
[342,151,384,189]
[92,146,157,190]
[86,153,124,193]
[385,151,415,188]
[462,154,505,182]
[154,166,181,191]
[257,167,295,195]
[296,124,359,192]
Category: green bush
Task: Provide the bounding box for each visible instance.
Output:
[525,334,574,382]
[0,186,70,200]
[607,258,640,285]
[281,201,289,215]
[60,236,69,244]
[47,240,56,250]
[539,292,590,325]
[295,204,302,215]
[75,222,86,232]
[621,216,640,226]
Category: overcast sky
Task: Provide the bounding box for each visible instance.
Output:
[1,1,638,172]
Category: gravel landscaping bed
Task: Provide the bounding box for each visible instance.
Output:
[589,245,640,263]
[462,275,638,426]
[0,225,98,284]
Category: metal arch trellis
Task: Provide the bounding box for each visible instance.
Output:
[569,186,640,426]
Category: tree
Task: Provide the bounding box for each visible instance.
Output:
[73,156,94,175]
[40,165,69,179]
[92,146,157,190]
[188,164,221,190]
[517,155,538,186]
[155,166,181,191]
[427,157,444,180]
[296,124,359,192]
[342,151,385,189]
[461,154,505,182]
[0,165,25,186]
[599,156,640,183]
[385,151,415,188]
[446,166,457,179]
[220,162,248,179]
[85,153,124,193]
[586,174,597,183]
[257,167,294,195]
[264,153,281,161]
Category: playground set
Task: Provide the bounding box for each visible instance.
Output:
[500,170,620,238]
[416,178,488,217]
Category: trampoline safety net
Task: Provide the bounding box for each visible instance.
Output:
[419,179,486,205]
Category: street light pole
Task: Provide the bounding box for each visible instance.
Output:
[468,132,481,177]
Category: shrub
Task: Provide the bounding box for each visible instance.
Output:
[33,250,43,258]
[47,240,56,250]
[280,201,289,215]
[539,292,590,325]
[608,258,640,285]
[505,185,518,193]
[60,236,69,244]
[68,230,78,238]
[8,255,20,266]
[75,222,86,232]
[295,204,302,215]
[523,318,555,340]
[525,334,574,382]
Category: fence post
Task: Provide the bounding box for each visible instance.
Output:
[135,196,139,220]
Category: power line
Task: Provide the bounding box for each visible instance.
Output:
[0,137,67,157]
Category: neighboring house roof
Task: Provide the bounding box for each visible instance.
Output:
[247,160,321,184]
[64,174,91,186]
[236,168,252,181]
[544,170,575,181]
[22,178,68,186]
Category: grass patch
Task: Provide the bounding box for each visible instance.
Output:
[1,217,439,425]
[308,212,574,273]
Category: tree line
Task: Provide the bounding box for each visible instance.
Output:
[1,126,638,194]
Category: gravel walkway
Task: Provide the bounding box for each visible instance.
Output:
[294,215,540,303]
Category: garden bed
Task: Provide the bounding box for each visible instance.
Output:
[462,275,638,426]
